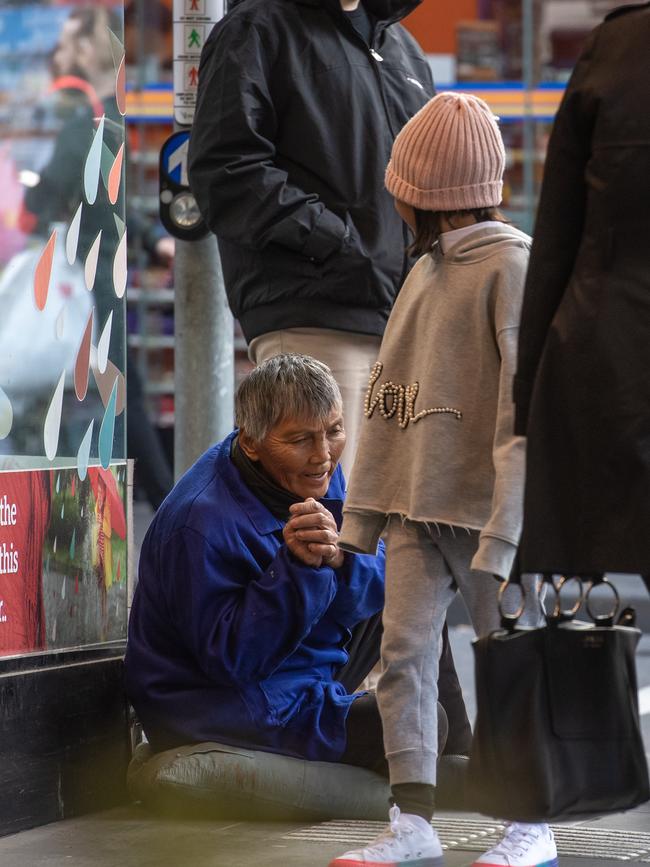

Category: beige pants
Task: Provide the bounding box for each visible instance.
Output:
[248,327,382,480]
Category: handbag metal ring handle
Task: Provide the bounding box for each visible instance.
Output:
[555,575,584,620]
[498,580,526,628]
[585,578,620,625]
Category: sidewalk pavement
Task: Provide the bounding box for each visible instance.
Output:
[0,802,647,866]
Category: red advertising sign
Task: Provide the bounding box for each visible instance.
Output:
[0,465,127,656]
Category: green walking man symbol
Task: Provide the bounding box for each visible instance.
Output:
[189,29,201,49]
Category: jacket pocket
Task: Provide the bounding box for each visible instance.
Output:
[259,676,319,727]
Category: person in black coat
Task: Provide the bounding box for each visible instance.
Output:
[514,2,650,584]
[188,0,434,475]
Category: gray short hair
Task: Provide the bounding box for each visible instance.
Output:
[235,354,342,442]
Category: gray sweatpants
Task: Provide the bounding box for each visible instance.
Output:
[377,515,542,787]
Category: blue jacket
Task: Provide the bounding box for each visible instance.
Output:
[124,431,385,761]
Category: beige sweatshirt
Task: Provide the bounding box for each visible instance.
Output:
[340,223,531,580]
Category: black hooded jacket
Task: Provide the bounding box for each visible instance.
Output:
[188,0,433,341]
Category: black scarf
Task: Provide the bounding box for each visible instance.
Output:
[230,435,303,522]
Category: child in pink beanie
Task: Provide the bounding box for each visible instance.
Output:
[330,93,554,867]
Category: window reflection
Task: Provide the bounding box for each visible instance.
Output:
[0,3,126,470]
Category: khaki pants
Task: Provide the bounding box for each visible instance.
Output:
[248,327,382,480]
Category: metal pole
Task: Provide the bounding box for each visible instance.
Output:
[172,1,233,479]
[522,0,536,235]
[174,237,234,478]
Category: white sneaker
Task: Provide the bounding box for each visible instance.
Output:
[472,822,558,867]
[328,805,444,866]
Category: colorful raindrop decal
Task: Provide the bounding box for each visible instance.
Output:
[55,473,60,493]
[0,387,13,439]
[74,311,93,401]
[108,144,124,205]
[80,506,84,519]
[97,311,113,374]
[55,307,65,340]
[51,621,57,643]
[105,25,127,117]
[116,55,126,116]
[76,420,94,482]
[66,203,83,265]
[60,502,64,519]
[84,115,105,205]
[98,378,118,469]
[44,371,65,461]
[100,142,115,191]
[108,28,124,62]
[93,363,126,416]
[69,529,76,561]
[113,229,127,299]
[53,536,58,554]
[71,475,76,497]
[34,230,57,311]
[85,230,102,290]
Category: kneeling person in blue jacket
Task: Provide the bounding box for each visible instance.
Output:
[125,354,466,770]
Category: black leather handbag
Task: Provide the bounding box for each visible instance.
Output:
[467,575,650,822]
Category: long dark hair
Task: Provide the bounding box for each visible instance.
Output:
[408,207,509,257]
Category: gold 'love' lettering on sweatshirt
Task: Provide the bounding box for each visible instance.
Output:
[364,362,462,430]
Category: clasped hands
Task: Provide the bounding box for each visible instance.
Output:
[283,498,344,569]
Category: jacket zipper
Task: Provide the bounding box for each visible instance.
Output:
[338,15,400,138]
[338,14,417,273]
[368,36,399,139]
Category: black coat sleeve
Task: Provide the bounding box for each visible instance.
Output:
[188,17,349,263]
[513,26,601,434]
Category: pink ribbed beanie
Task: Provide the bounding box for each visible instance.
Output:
[385,92,506,211]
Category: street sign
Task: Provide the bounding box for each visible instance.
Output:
[159,131,209,241]
[161,130,190,186]
[173,0,226,126]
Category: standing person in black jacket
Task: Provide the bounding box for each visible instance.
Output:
[513,2,650,588]
[188,0,434,476]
